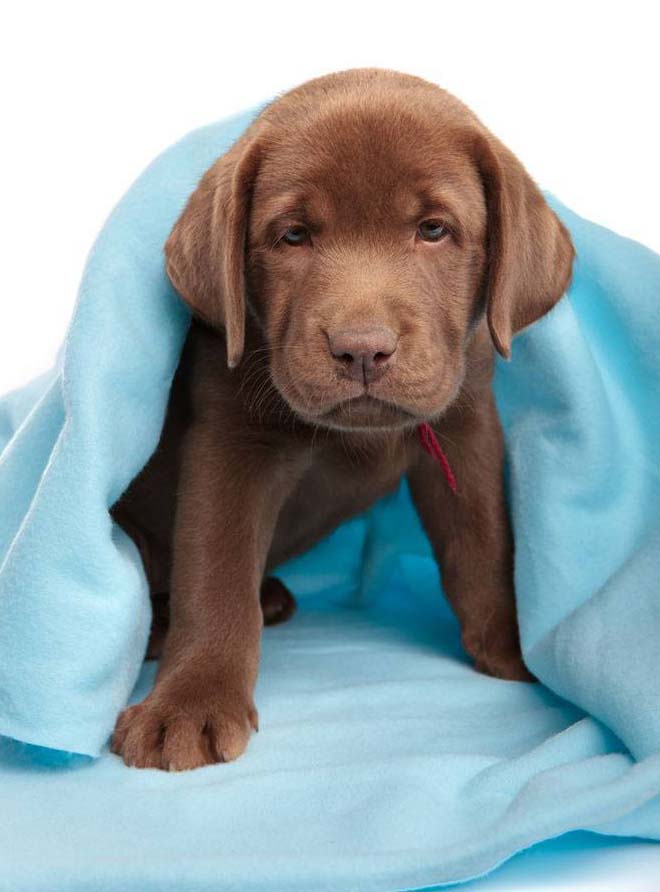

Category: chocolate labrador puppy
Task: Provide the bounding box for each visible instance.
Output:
[111,68,574,770]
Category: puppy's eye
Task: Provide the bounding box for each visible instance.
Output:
[281,225,311,247]
[417,220,448,242]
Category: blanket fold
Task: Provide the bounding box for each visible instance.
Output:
[1,101,659,891]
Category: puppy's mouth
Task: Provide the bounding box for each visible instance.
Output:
[270,361,457,433]
[316,394,416,431]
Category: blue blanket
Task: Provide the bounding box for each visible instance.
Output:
[1,102,660,891]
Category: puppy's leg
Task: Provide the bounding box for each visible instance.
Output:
[407,394,533,681]
[145,579,296,660]
[112,423,304,770]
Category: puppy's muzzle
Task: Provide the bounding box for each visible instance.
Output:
[328,326,398,385]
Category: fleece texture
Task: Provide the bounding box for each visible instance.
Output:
[1,102,660,891]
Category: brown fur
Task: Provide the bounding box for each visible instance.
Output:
[111,68,574,771]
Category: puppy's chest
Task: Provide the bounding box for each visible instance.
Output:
[267,440,410,568]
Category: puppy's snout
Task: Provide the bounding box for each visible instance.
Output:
[328,327,398,384]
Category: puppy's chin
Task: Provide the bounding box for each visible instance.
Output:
[315,395,417,432]
[284,392,449,434]
[274,382,412,432]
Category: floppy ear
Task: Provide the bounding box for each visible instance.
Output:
[474,132,575,359]
[165,133,263,368]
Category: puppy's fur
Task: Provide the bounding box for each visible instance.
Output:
[111,68,574,771]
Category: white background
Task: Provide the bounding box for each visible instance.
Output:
[2,2,659,888]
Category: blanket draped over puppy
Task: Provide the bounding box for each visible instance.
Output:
[1,103,660,891]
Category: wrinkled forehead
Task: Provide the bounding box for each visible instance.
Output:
[252,109,486,234]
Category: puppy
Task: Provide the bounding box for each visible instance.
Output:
[111,68,574,770]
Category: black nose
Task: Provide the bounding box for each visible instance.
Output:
[328,327,398,384]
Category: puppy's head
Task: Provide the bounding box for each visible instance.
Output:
[166,69,574,431]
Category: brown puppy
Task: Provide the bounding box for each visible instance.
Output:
[111,68,574,771]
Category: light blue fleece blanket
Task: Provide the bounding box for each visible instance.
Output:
[1,102,660,891]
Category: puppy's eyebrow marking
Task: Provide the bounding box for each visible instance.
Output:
[411,188,460,220]
[261,191,311,220]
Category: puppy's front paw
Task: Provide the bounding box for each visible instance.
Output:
[472,646,535,682]
[462,627,535,682]
[111,686,258,771]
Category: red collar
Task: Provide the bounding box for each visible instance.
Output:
[417,422,458,494]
